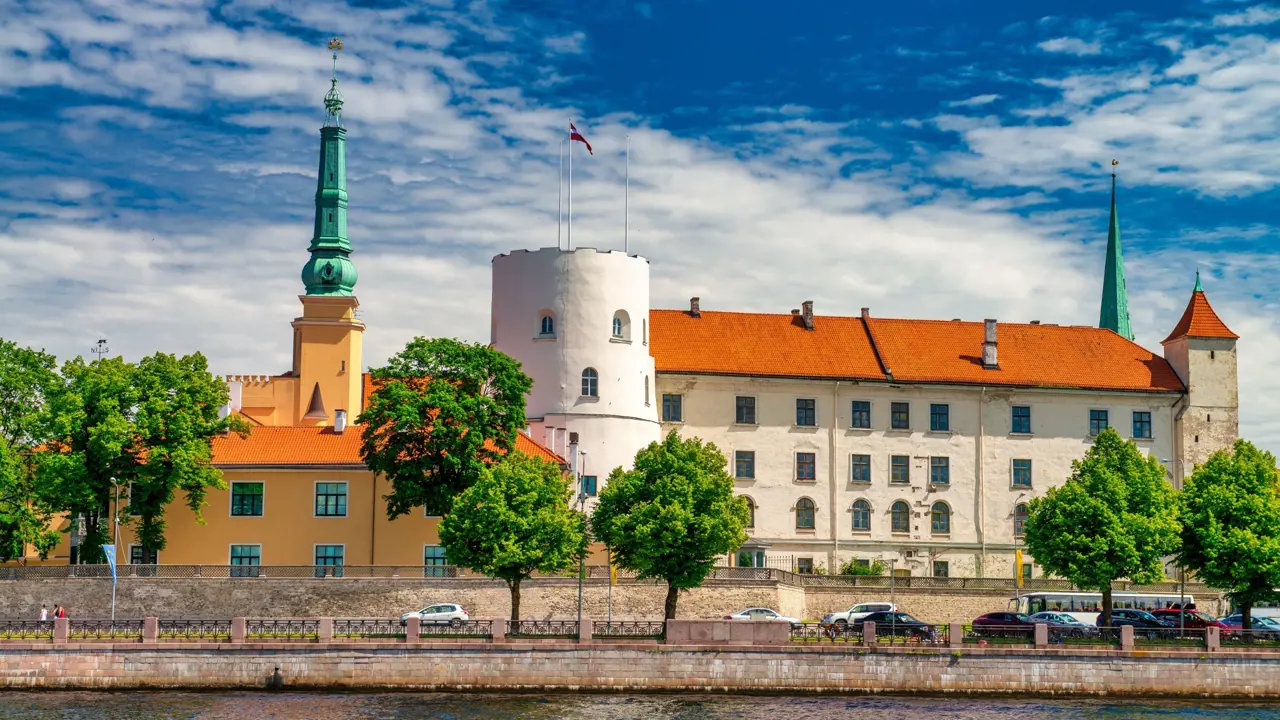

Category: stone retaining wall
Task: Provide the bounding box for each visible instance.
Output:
[0,643,1277,697]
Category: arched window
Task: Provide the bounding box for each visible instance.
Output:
[795,498,815,530]
[644,376,650,406]
[743,496,755,529]
[852,499,871,531]
[891,501,910,533]
[1014,503,1029,537]
[581,368,598,397]
[931,502,951,534]
[612,310,631,340]
[540,314,555,336]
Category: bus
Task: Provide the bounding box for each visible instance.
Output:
[1015,591,1194,625]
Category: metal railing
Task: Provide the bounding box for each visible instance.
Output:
[158,619,233,641]
[965,624,1035,646]
[419,619,492,638]
[245,619,319,640]
[593,620,666,639]
[790,622,863,643]
[1131,627,1207,647]
[69,619,145,641]
[1223,629,1280,648]
[507,620,578,638]
[333,618,404,639]
[0,620,54,640]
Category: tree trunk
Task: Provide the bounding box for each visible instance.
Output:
[1243,601,1252,632]
[510,578,522,623]
[664,581,679,620]
[1101,586,1113,627]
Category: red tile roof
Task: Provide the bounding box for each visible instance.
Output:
[212,424,563,467]
[1162,291,1238,343]
[650,309,1185,393]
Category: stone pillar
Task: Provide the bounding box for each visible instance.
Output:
[231,618,246,644]
[143,617,158,643]
[53,618,68,644]
[318,618,334,644]
[949,623,963,650]
[1034,623,1049,649]
[404,617,421,645]
[578,618,593,644]
[863,621,876,647]
[490,618,506,642]
[1120,625,1134,651]
[1207,626,1220,651]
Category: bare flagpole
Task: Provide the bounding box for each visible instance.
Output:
[624,134,630,254]
[568,121,573,251]
[558,138,564,250]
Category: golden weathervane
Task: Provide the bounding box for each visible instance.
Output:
[328,37,343,53]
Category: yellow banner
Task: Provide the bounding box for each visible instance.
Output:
[610,553,617,586]
[1015,549,1024,588]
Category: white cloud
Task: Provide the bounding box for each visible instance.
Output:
[1212,5,1280,27]
[544,32,586,55]
[949,94,1001,108]
[1037,37,1103,55]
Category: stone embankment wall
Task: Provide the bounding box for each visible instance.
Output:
[0,643,1276,697]
[0,578,1219,623]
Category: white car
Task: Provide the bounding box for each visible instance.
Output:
[400,603,469,627]
[821,602,896,627]
[724,607,801,628]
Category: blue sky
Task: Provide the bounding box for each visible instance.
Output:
[3,0,1279,448]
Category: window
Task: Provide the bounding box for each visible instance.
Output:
[315,482,348,517]
[931,502,951,534]
[891,501,910,533]
[1022,563,1033,581]
[891,402,910,430]
[581,475,597,497]
[1012,406,1031,434]
[796,398,816,427]
[933,560,950,578]
[743,497,755,528]
[1012,459,1032,488]
[850,454,871,483]
[852,499,871,531]
[795,498,816,529]
[612,310,631,340]
[613,316,623,337]
[929,457,950,485]
[661,393,681,421]
[644,377,649,406]
[734,451,755,479]
[642,319,647,344]
[796,558,815,574]
[735,396,756,424]
[1089,409,1109,436]
[315,544,344,577]
[582,368,599,398]
[1014,503,1029,537]
[539,314,554,336]
[930,404,950,432]
[129,545,157,565]
[1132,411,1152,439]
[230,544,261,577]
[230,482,264,517]
[850,400,871,429]
[795,452,816,481]
[890,455,910,484]
[424,545,448,577]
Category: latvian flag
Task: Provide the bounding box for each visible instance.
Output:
[570,122,593,155]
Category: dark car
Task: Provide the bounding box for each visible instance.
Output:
[971,612,1037,640]
[1096,608,1176,630]
[1029,612,1096,639]
[1150,609,1228,630]
[858,611,935,641]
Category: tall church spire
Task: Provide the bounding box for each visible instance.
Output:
[301,37,358,297]
[1099,161,1134,340]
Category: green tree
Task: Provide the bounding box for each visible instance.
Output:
[1023,427,1180,626]
[592,431,750,619]
[360,337,532,518]
[1178,440,1280,630]
[0,340,62,561]
[438,452,587,622]
[36,352,244,563]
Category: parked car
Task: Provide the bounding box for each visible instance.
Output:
[1219,615,1280,639]
[821,602,896,628]
[400,603,469,627]
[1096,608,1176,632]
[1029,612,1096,637]
[1150,609,1228,630]
[724,607,801,628]
[972,612,1037,639]
[857,611,936,641]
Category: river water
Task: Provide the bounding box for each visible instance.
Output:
[0,693,1273,719]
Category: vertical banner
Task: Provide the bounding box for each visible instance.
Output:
[1015,549,1024,588]
[103,544,118,585]
[610,553,617,586]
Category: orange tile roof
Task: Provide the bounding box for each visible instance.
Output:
[1162,291,1238,343]
[650,309,1185,394]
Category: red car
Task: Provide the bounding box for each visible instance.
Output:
[1150,609,1228,629]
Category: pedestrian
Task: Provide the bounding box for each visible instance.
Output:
[38,605,47,621]
[57,606,67,619]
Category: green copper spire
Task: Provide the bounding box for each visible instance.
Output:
[301,37,358,297]
[1193,270,1203,293]
[1099,162,1133,340]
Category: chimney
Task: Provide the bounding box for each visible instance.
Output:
[334,409,348,434]
[689,297,701,318]
[860,307,870,318]
[801,300,814,330]
[982,319,999,369]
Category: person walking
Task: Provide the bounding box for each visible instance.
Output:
[38,605,47,621]
[57,606,67,619]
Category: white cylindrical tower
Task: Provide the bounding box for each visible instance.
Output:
[491,247,661,498]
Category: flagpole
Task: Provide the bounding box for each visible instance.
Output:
[624,134,630,254]
[568,121,573,251]
[558,138,564,250]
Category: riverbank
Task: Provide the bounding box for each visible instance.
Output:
[4,641,1280,698]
